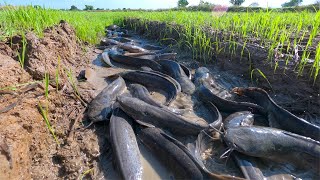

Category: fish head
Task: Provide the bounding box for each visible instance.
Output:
[222,128,251,153]
[232,87,270,108]
[194,67,212,86]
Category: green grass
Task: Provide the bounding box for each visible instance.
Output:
[0,6,319,81]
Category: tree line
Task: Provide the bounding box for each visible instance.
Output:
[67,0,313,11]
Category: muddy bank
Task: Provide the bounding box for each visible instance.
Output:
[123,18,320,122]
[0,21,101,179]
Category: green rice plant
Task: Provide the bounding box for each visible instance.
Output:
[310,44,320,84]
[79,168,94,180]
[44,73,50,99]
[17,33,27,68]
[38,103,60,145]
[55,56,61,92]
[0,81,41,91]
[250,68,273,89]
[65,68,80,96]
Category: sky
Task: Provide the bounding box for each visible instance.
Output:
[1,0,318,10]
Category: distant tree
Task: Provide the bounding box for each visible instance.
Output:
[199,0,214,7]
[178,0,189,7]
[70,5,78,11]
[249,2,259,7]
[281,0,303,7]
[34,5,41,9]
[96,8,104,10]
[84,5,94,11]
[230,0,245,6]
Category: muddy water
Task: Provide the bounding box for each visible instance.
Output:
[87,34,318,179]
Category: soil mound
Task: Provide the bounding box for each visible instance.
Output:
[0,21,98,179]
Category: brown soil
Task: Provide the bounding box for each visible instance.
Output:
[0,21,103,179]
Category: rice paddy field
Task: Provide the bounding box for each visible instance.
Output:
[0,6,319,82]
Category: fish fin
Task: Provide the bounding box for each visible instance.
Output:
[282,131,320,144]
[135,120,155,128]
[83,121,94,129]
[267,113,281,128]
[161,131,208,171]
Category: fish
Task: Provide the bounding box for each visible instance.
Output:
[222,111,266,180]
[137,127,204,179]
[232,87,320,141]
[109,50,163,72]
[118,43,149,53]
[128,83,189,115]
[120,70,180,105]
[223,126,320,173]
[87,77,126,122]
[179,63,192,80]
[109,108,143,180]
[117,95,208,135]
[138,127,245,180]
[158,59,195,94]
[128,83,163,108]
[197,84,266,115]
[223,111,254,129]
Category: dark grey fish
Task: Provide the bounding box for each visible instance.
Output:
[194,68,266,126]
[136,68,182,93]
[128,83,186,115]
[138,127,245,180]
[197,84,266,115]
[232,87,320,141]
[138,53,177,61]
[119,43,148,53]
[117,96,208,135]
[87,77,126,122]
[158,59,195,94]
[100,38,121,46]
[179,63,192,80]
[106,24,119,31]
[120,70,179,105]
[128,84,162,108]
[137,127,204,180]
[109,51,162,72]
[223,111,265,180]
[141,44,163,50]
[223,111,254,129]
[101,50,115,67]
[110,37,133,43]
[110,108,142,180]
[194,67,214,87]
[223,126,320,173]
[232,152,265,180]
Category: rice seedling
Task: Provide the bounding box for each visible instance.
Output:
[38,102,60,145]
[55,56,61,92]
[0,81,41,91]
[65,68,80,97]
[78,168,94,180]
[44,73,50,99]
[17,34,27,68]
[250,68,273,89]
